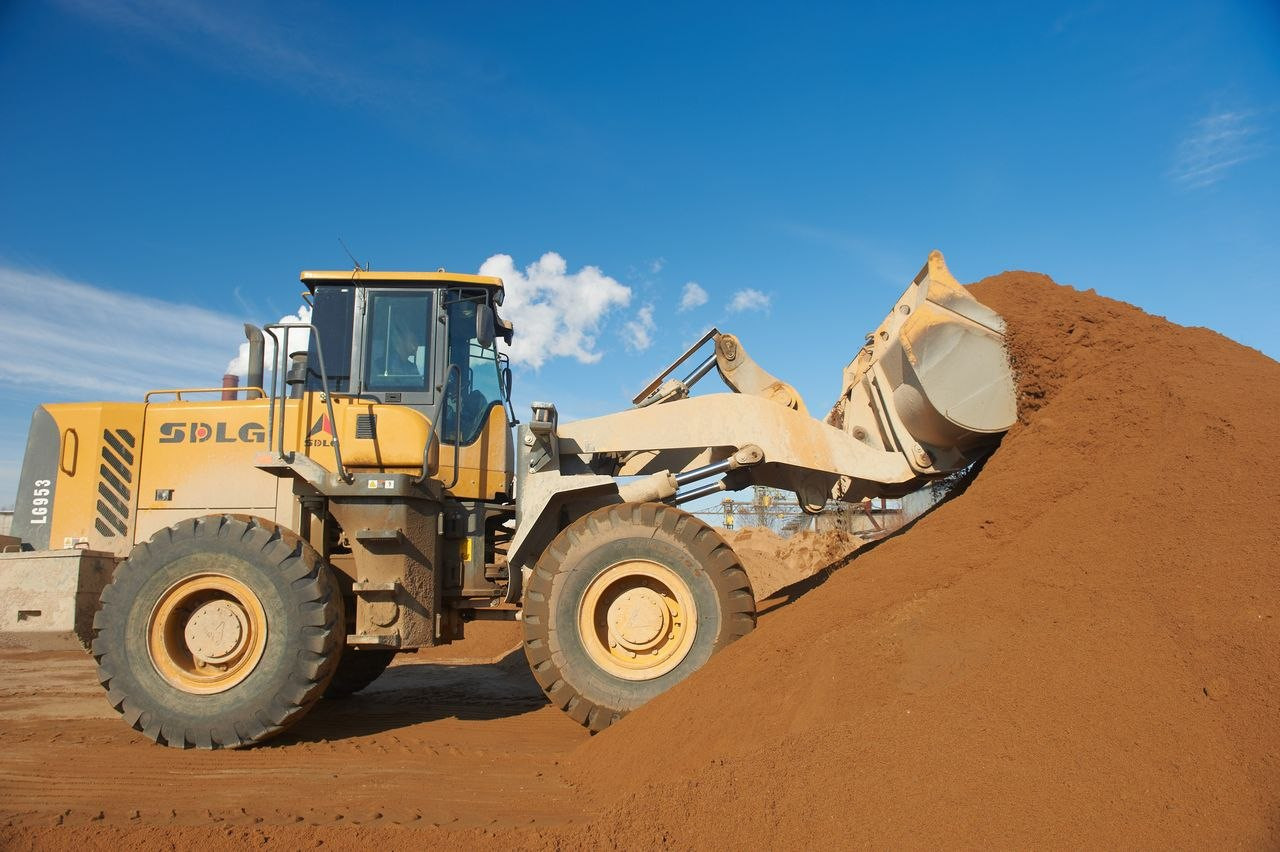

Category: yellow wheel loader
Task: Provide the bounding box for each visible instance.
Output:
[0,251,1016,747]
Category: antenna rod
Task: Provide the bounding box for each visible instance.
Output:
[338,236,363,271]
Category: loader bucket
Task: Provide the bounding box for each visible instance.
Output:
[830,251,1017,475]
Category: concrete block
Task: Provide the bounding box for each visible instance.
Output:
[0,550,119,650]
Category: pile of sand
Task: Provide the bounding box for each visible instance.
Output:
[725,527,866,600]
[562,271,1280,847]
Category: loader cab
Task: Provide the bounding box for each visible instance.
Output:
[299,270,513,449]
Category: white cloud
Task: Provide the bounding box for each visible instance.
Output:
[649,257,666,274]
[728,288,771,313]
[624,305,656,352]
[1170,110,1264,189]
[226,305,313,385]
[479,252,631,369]
[679,281,708,312]
[0,265,246,399]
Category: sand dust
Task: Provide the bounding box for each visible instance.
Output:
[726,526,866,600]
[4,269,1277,849]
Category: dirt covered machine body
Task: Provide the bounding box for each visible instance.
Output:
[2,251,1016,746]
[5,271,515,656]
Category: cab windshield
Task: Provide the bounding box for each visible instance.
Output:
[441,291,504,445]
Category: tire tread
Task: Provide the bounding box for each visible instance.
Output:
[92,514,342,749]
[522,501,756,733]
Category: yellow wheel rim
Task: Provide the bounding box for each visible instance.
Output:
[578,560,697,681]
[147,573,268,694]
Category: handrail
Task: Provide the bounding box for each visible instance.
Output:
[144,387,267,402]
[262,323,352,484]
[632,326,719,405]
[497,351,516,427]
[416,363,462,489]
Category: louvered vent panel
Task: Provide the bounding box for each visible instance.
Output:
[95,428,136,538]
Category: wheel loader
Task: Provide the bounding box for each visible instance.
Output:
[0,250,1016,747]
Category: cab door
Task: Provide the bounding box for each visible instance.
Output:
[437,290,512,501]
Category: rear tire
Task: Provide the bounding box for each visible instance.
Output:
[522,502,755,732]
[324,649,397,698]
[91,515,343,749]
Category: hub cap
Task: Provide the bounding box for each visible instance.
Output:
[578,560,697,681]
[147,573,268,694]
[184,599,249,663]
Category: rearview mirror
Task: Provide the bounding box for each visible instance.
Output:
[476,303,495,348]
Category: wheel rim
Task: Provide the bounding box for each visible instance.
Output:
[578,559,698,681]
[147,572,268,694]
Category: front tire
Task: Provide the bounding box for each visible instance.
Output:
[522,502,755,732]
[92,515,343,749]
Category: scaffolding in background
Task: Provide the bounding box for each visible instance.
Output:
[688,486,904,538]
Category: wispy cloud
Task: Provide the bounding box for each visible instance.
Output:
[0,264,285,505]
[779,223,912,285]
[728,289,770,313]
[623,305,656,352]
[52,0,410,105]
[1051,2,1105,35]
[0,253,639,395]
[0,265,246,400]
[0,456,20,510]
[478,252,632,369]
[679,281,708,312]
[1170,110,1265,189]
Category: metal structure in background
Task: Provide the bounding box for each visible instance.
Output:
[688,486,905,539]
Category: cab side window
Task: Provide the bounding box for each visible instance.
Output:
[304,286,354,393]
[363,291,432,392]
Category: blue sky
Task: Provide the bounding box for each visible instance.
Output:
[1,0,1277,509]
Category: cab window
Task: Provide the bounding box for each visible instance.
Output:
[363,291,432,392]
[304,286,354,393]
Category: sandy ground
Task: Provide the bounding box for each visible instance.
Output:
[0,622,592,833]
[0,568,824,845]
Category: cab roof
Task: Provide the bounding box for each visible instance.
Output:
[299,269,505,296]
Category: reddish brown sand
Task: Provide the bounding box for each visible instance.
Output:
[413,618,523,663]
[566,272,1280,847]
[3,270,1277,849]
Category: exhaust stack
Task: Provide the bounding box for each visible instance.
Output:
[244,324,265,398]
